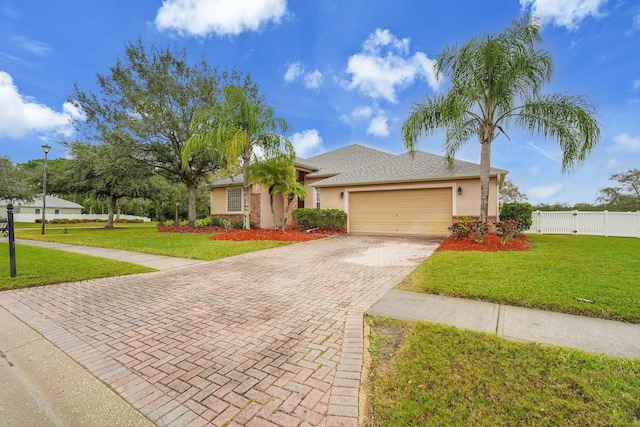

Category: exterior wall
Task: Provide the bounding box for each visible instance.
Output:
[455,177,499,218]
[210,185,261,226]
[210,187,230,215]
[319,187,347,210]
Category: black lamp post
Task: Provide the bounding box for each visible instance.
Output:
[41,144,51,235]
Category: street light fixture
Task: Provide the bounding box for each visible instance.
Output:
[41,144,51,235]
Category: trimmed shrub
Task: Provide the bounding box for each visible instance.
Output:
[468,220,489,243]
[448,216,473,239]
[219,218,233,231]
[495,219,521,244]
[194,217,213,228]
[292,208,347,231]
[500,202,533,233]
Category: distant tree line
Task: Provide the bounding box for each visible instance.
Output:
[498,169,640,212]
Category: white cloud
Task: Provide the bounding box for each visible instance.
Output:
[304,70,323,89]
[632,12,640,32]
[527,141,560,162]
[341,105,390,137]
[0,71,77,138]
[367,114,389,137]
[291,129,323,158]
[155,0,288,37]
[12,35,51,55]
[345,28,439,103]
[284,63,303,83]
[519,0,607,30]
[284,62,323,89]
[527,182,565,200]
[606,133,640,152]
[633,79,640,91]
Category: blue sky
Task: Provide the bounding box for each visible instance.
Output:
[1,0,639,205]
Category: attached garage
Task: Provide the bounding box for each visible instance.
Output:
[348,187,453,235]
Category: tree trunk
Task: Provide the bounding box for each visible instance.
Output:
[479,141,491,223]
[269,192,279,230]
[187,184,196,225]
[282,194,294,230]
[242,156,251,230]
[106,195,117,228]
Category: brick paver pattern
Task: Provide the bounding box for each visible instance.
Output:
[0,235,439,426]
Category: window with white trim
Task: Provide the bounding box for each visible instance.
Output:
[316,188,321,209]
[227,188,242,212]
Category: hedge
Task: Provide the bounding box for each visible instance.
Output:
[292,208,347,231]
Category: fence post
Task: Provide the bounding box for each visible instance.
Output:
[603,210,608,237]
[7,203,16,277]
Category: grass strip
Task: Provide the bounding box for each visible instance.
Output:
[399,235,640,323]
[15,226,288,261]
[367,317,640,427]
[0,243,153,290]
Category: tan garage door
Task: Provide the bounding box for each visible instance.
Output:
[349,188,452,235]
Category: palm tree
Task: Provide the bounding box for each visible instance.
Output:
[183,85,293,229]
[402,16,600,222]
[248,156,307,230]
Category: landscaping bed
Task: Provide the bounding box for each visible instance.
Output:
[437,234,532,252]
[210,228,344,242]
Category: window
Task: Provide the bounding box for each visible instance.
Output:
[54,209,60,214]
[227,188,242,212]
[316,188,321,209]
[35,208,40,214]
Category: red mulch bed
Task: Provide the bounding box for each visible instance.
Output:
[210,228,345,242]
[157,224,346,241]
[158,225,226,234]
[437,234,532,252]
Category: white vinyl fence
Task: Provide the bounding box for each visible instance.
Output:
[526,211,640,238]
[13,213,151,223]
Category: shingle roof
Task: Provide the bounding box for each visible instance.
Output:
[302,144,396,178]
[208,144,508,188]
[0,195,83,209]
[312,151,508,187]
[209,174,243,187]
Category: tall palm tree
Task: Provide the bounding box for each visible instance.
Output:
[183,85,293,229]
[402,16,600,222]
[248,156,307,230]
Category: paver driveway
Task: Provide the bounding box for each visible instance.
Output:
[0,235,439,426]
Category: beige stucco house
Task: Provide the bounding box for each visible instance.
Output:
[209,144,507,236]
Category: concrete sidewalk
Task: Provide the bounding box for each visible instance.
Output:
[0,306,153,426]
[367,289,640,359]
[12,238,207,270]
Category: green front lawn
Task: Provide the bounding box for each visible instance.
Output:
[399,235,640,323]
[0,243,153,290]
[367,317,640,427]
[15,225,288,261]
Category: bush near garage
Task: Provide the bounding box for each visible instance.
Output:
[292,208,347,231]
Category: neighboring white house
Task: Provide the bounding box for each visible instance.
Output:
[0,196,83,218]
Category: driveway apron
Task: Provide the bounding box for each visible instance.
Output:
[0,235,440,427]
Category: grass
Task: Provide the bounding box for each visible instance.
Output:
[15,225,288,261]
[399,234,640,323]
[0,243,153,290]
[367,317,640,427]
